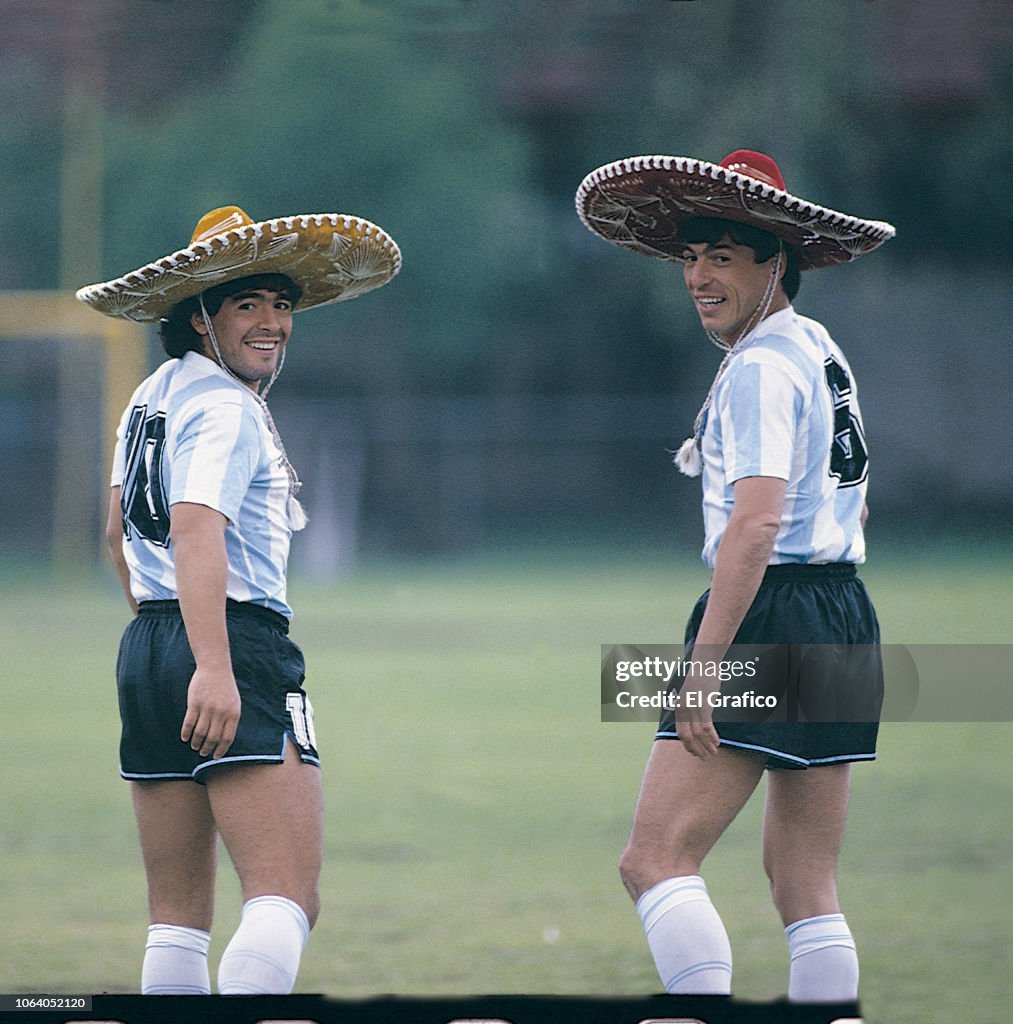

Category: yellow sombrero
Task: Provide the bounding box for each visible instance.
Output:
[76,205,402,321]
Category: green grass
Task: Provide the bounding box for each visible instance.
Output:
[2,539,1010,1024]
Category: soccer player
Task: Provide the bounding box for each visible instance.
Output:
[576,151,894,1008]
[77,206,400,995]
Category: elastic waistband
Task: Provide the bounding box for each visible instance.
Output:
[137,599,289,631]
[762,563,858,582]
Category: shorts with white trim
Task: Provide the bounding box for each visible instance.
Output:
[657,563,882,770]
[116,599,319,783]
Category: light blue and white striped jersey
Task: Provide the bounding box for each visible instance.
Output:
[699,307,869,568]
[110,351,294,618]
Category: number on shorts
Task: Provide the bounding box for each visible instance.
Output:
[286,693,317,751]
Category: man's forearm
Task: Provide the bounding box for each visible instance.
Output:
[170,503,232,670]
[693,477,785,653]
[171,502,242,759]
[695,519,777,652]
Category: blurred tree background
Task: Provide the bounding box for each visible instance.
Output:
[1,0,1010,569]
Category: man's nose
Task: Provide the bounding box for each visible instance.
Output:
[259,305,282,330]
[685,261,708,289]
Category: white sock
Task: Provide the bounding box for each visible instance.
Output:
[141,923,211,995]
[636,875,732,994]
[786,913,859,1003]
[217,895,311,995]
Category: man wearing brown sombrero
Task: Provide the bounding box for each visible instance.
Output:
[78,206,400,995]
[577,151,894,1008]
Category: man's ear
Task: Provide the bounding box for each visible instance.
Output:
[190,310,209,336]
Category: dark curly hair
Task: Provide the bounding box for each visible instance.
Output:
[157,273,303,358]
[678,217,801,301]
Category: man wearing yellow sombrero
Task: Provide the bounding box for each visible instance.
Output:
[78,205,400,995]
[577,151,894,1010]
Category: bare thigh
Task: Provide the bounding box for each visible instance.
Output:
[620,740,766,901]
[131,780,218,930]
[762,763,851,926]
[205,740,324,927]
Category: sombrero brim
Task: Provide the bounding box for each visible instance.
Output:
[576,155,895,270]
[76,213,402,321]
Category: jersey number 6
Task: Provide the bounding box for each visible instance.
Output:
[823,357,868,487]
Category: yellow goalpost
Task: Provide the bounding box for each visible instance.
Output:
[0,291,147,567]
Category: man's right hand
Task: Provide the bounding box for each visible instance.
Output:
[674,669,722,759]
[181,665,241,759]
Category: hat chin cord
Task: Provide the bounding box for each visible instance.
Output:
[199,297,308,531]
[674,248,785,478]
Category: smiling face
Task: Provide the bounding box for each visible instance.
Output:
[682,234,788,345]
[192,286,294,389]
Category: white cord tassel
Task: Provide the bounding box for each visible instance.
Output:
[287,495,308,532]
[674,436,702,477]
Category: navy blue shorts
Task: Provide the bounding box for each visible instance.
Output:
[116,600,320,783]
[657,563,883,770]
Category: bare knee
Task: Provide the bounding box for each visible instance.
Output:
[619,818,715,903]
[764,860,840,925]
[619,838,695,904]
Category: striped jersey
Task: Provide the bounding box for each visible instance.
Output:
[699,306,869,568]
[110,351,294,618]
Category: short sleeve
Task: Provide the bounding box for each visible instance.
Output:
[169,399,261,523]
[715,357,803,484]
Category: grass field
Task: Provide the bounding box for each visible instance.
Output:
[2,538,1010,1023]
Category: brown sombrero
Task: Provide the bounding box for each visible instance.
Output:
[76,205,402,321]
[575,149,895,270]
